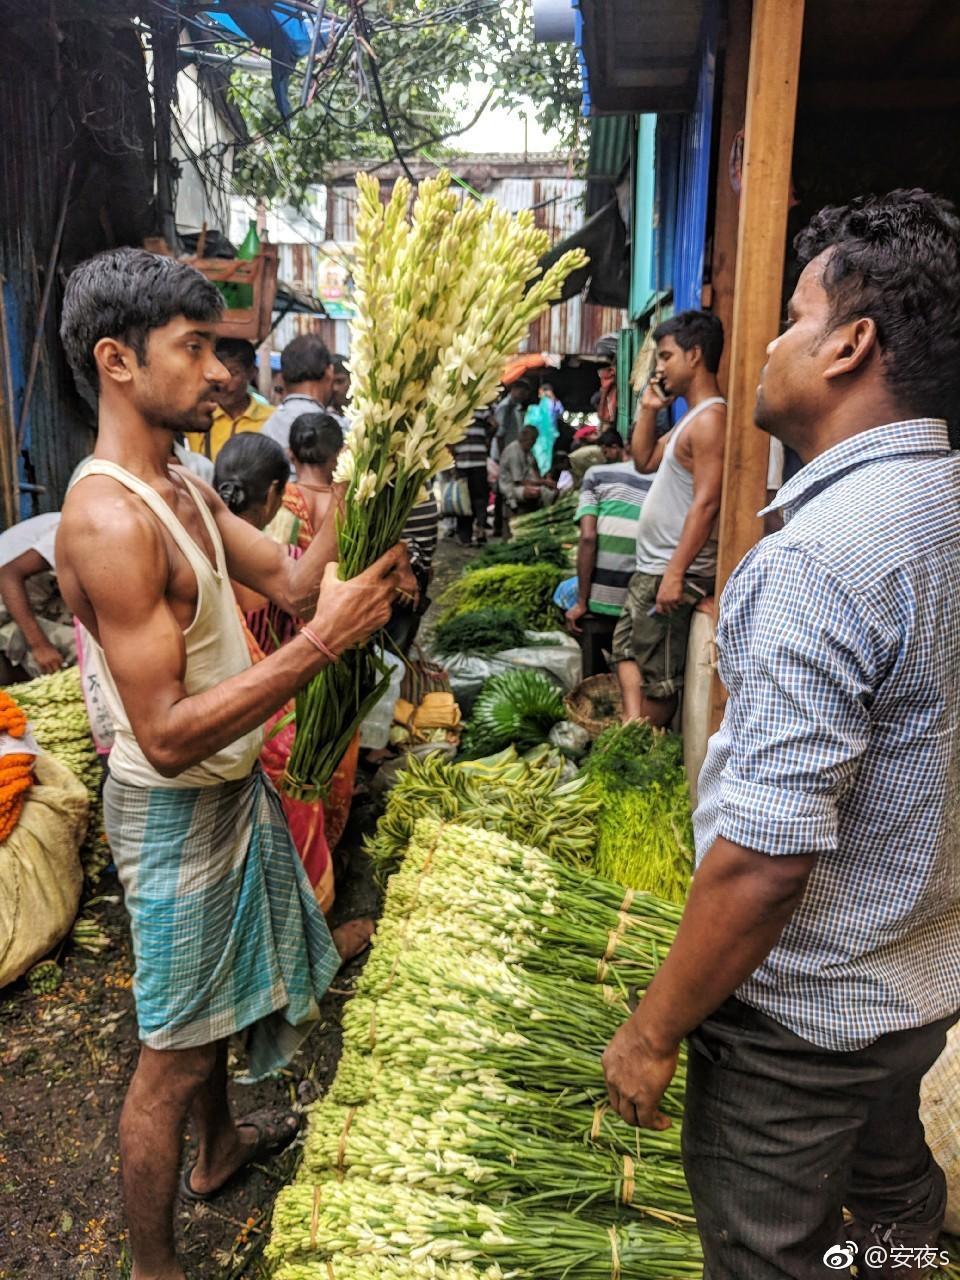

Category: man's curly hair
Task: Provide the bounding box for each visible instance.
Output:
[795,189,960,434]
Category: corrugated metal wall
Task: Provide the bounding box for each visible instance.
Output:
[0,13,155,520]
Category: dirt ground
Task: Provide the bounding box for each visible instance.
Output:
[0,532,476,1280]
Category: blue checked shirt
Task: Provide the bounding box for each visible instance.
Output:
[694,419,960,1051]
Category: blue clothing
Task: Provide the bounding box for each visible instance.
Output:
[104,768,339,1079]
[695,419,960,1050]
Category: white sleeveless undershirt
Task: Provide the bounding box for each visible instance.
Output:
[70,460,263,788]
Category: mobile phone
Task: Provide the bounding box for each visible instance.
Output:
[649,372,669,402]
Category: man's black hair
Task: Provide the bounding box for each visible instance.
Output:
[213,433,288,516]
[653,310,725,373]
[215,337,257,368]
[795,188,960,426]
[289,412,344,466]
[60,248,223,388]
[599,428,623,449]
[332,354,348,373]
[281,333,332,385]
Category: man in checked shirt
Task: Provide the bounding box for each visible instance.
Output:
[603,189,960,1279]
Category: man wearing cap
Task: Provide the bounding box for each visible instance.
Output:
[569,425,605,488]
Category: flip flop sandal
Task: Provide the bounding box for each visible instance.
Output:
[179,1106,303,1202]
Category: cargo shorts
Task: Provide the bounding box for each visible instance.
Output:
[611,570,712,699]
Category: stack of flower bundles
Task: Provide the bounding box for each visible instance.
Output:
[265,819,703,1277]
[283,173,586,799]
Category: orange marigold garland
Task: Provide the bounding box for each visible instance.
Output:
[0,690,34,842]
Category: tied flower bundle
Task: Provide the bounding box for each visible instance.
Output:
[283,172,587,799]
[0,690,33,842]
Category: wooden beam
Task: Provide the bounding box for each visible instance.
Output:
[709,0,805,734]
[711,0,752,395]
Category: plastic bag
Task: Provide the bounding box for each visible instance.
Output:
[438,631,582,712]
[548,720,591,759]
[0,752,89,988]
[359,650,407,749]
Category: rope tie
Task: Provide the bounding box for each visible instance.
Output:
[596,957,609,982]
[591,1103,607,1141]
[326,1263,336,1280]
[603,928,621,961]
[609,1225,621,1280]
[310,1185,322,1249]
[619,887,636,913]
[336,1107,357,1180]
[621,1155,635,1205]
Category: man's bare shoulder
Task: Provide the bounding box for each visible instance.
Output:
[60,474,166,575]
[688,403,727,450]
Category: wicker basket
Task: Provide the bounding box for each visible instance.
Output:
[564,674,623,740]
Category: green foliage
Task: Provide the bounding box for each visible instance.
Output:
[432,606,528,657]
[439,562,565,631]
[466,535,569,573]
[460,669,565,757]
[228,1,583,204]
[582,722,694,903]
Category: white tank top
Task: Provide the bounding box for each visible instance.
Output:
[634,396,726,579]
[70,460,263,789]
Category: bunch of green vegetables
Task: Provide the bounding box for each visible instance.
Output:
[583,721,695,905]
[439,563,566,631]
[431,606,528,657]
[5,667,107,883]
[509,491,579,543]
[459,669,565,757]
[467,534,570,573]
[365,746,600,871]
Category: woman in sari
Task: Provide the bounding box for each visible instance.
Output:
[267,412,344,553]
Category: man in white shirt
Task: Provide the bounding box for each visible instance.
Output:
[262,334,346,453]
[0,513,75,677]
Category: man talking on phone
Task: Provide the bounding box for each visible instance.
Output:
[612,310,726,726]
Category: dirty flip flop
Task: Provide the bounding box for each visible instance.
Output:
[179,1106,302,1202]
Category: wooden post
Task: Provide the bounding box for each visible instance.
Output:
[711,0,752,395]
[709,0,805,733]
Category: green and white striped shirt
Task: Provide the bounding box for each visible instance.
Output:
[575,462,652,616]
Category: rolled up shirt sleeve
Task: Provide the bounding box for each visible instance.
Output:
[715,548,889,856]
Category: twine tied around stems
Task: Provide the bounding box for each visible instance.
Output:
[591,1102,607,1140]
[596,957,609,981]
[609,1225,621,1279]
[619,887,636,912]
[621,1155,636,1205]
[337,1106,357,1181]
[311,1185,322,1249]
[326,1263,336,1280]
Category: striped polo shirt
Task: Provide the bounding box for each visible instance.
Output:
[576,462,652,615]
[453,419,489,470]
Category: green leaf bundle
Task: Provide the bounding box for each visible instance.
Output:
[583,722,695,903]
[431,606,528,657]
[439,562,566,631]
[466,534,570,573]
[460,669,565,757]
[365,746,600,871]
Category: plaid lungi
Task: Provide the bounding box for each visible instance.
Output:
[103,767,340,1080]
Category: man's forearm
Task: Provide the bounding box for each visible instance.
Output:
[576,538,597,605]
[0,571,47,651]
[664,497,720,581]
[143,632,329,778]
[631,837,816,1052]
[631,406,660,472]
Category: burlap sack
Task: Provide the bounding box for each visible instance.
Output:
[0,752,89,987]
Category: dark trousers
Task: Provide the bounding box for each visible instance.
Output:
[455,467,489,542]
[683,997,956,1280]
[578,611,617,677]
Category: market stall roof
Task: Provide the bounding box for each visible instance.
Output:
[576,0,706,114]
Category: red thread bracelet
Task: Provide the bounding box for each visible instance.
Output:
[301,626,340,663]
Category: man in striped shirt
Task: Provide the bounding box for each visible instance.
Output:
[566,431,652,676]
